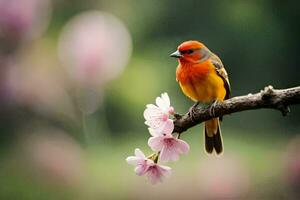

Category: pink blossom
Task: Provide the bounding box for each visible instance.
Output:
[144,93,175,133]
[126,148,152,176]
[148,129,190,162]
[146,162,171,184]
[126,148,171,184]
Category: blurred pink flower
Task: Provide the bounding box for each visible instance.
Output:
[144,93,175,133]
[0,0,51,53]
[18,130,84,186]
[148,128,189,162]
[284,136,300,197]
[126,148,171,184]
[5,63,75,118]
[197,156,250,199]
[58,11,132,87]
[0,58,18,103]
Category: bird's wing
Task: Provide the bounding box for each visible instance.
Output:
[210,53,231,100]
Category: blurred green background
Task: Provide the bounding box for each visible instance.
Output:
[0,0,299,199]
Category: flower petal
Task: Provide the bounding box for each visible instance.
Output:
[147,166,161,184]
[143,106,161,121]
[147,164,172,184]
[161,93,170,107]
[148,136,164,151]
[145,118,168,132]
[158,165,172,177]
[135,163,149,176]
[160,145,179,162]
[134,148,146,158]
[176,139,190,154]
[126,156,142,165]
[156,96,167,110]
[161,119,174,134]
[148,128,159,137]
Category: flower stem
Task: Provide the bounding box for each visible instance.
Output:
[81,111,90,144]
[147,152,160,163]
[177,133,181,139]
[154,152,160,163]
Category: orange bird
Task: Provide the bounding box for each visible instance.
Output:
[170,40,230,154]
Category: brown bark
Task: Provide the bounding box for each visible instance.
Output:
[173,85,300,134]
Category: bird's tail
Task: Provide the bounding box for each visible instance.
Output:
[204,118,223,154]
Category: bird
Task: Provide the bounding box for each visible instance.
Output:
[170,40,230,154]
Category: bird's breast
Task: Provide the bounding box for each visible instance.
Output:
[176,61,225,102]
[176,61,212,88]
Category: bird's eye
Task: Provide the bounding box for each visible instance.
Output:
[180,50,194,54]
[187,49,194,54]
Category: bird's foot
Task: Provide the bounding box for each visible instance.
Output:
[188,101,219,122]
[191,101,201,110]
[188,102,200,123]
[209,100,219,118]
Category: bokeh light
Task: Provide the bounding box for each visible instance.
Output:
[0,0,51,55]
[58,11,132,88]
[58,11,132,113]
[284,135,300,199]
[197,155,250,199]
[18,129,84,186]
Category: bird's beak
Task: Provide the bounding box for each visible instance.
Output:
[170,50,182,58]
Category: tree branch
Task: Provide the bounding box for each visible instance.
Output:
[173,85,300,134]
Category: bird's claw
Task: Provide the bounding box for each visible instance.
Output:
[209,100,218,118]
[189,101,218,122]
[192,102,200,110]
[188,102,200,123]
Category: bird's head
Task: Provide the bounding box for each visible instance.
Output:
[170,40,210,63]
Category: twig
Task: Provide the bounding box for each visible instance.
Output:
[173,85,300,133]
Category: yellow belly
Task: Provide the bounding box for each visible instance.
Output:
[179,71,226,103]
